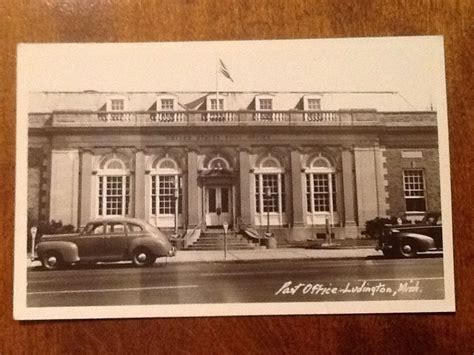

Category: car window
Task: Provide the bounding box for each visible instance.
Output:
[84,223,104,235]
[127,223,143,232]
[106,222,126,234]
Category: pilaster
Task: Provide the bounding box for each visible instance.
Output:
[186,149,199,227]
[290,149,305,227]
[341,147,356,226]
[239,148,252,228]
[134,149,146,219]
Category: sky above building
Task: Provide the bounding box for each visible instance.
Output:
[19,36,446,110]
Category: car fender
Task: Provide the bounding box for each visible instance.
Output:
[396,232,435,251]
[36,241,80,263]
[128,237,170,258]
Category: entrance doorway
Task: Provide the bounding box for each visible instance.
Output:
[205,186,232,227]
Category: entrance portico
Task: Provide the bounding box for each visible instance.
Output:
[198,158,236,229]
[205,186,232,226]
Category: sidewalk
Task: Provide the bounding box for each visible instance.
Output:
[27,247,381,268]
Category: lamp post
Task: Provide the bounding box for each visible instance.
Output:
[265,186,272,235]
[173,186,179,236]
[223,221,228,260]
[30,226,37,261]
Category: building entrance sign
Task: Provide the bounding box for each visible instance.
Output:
[205,186,232,227]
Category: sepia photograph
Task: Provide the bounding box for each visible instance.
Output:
[14,36,454,320]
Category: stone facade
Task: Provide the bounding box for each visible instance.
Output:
[27,91,441,242]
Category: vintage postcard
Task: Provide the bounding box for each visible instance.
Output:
[14,37,455,320]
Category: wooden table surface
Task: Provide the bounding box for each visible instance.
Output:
[1,1,472,353]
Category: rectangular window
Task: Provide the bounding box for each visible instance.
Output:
[255,174,261,213]
[312,174,330,212]
[151,175,182,215]
[98,175,130,216]
[404,170,426,212]
[331,173,337,211]
[259,99,272,110]
[306,173,336,213]
[110,99,124,111]
[281,174,286,213]
[210,98,224,110]
[159,176,174,215]
[255,173,285,213]
[98,177,104,216]
[161,99,174,110]
[307,98,321,110]
[262,174,278,212]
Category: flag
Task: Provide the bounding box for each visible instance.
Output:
[219,59,234,82]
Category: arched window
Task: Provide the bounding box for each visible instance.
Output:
[305,155,337,217]
[97,156,131,217]
[150,157,182,216]
[208,156,230,170]
[254,156,285,215]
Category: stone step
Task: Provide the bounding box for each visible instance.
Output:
[190,240,254,246]
[185,232,259,250]
[197,236,246,241]
[186,245,255,250]
[190,244,253,249]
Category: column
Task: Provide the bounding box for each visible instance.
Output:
[187,150,199,227]
[134,149,145,219]
[50,149,79,227]
[79,149,93,227]
[374,144,388,216]
[341,148,356,226]
[239,149,252,228]
[290,150,305,227]
[354,147,379,227]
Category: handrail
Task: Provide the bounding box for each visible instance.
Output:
[182,224,201,249]
[37,110,436,128]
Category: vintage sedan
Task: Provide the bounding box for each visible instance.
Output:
[375,212,443,258]
[35,217,176,270]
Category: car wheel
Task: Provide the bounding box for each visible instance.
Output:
[399,240,417,258]
[132,248,156,267]
[41,251,63,270]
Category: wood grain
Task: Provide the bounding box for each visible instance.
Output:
[1,1,473,353]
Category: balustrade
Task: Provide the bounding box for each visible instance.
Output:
[304,111,338,122]
[253,111,289,122]
[98,112,137,122]
[41,109,435,128]
[201,111,237,122]
[150,112,187,123]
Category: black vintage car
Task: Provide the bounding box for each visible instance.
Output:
[375,212,442,258]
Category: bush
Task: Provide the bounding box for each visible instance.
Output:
[364,216,410,239]
[36,220,76,236]
[27,219,76,252]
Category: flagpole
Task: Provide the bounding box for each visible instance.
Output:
[215,57,219,105]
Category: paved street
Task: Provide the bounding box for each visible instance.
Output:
[27,255,444,307]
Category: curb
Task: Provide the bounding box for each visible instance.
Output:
[27,254,381,270]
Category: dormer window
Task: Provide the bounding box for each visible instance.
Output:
[210,98,224,110]
[307,98,321,110]
[102,96,130,122]
[254,94,276,121]
[110,99,125,111]
[303,95,334,122]
[303,95,322,111]
[258,98,273,110]
[161,99,174,111]
[206,94,225,111]
[106,95,128,112]
[204,94,232,122]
